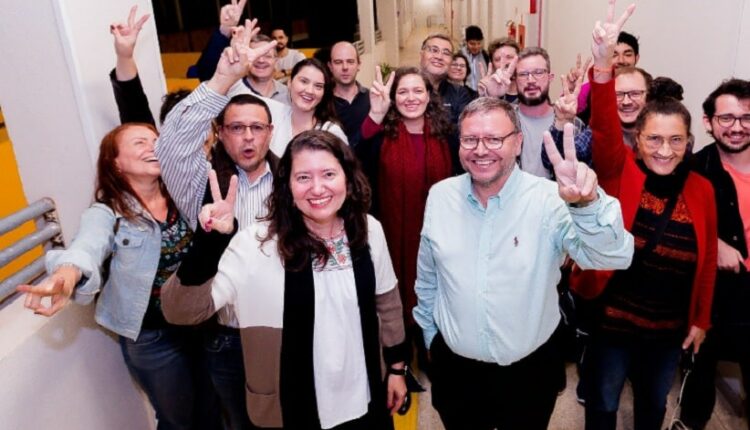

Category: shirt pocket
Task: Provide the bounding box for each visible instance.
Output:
[112,230,146,268]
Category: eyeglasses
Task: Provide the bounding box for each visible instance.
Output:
[640,134,689,150]
[459,130,518,150]
[615,90,646,101]
[423,44,453,58]
[223,122,271,136]
[516,69,549,81]
[450,62,467,69]
[714,114,750,128]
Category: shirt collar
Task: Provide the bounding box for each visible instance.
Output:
[235,161,273,187]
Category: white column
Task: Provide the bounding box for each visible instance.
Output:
[377,0,401,68]
[357,0,378,88]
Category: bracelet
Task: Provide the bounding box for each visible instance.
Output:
[387,365,407,376]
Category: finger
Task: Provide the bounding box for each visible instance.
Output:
[575,53,582,70]
[28,292,44,310]
[592,21,605,44]
[562,122,577,162]
[615,4,636,31]
[135,13,150,30]
[231,0,238,6]
[682,332,695,350]
[37,297,68,317]
[384,71,395,92]
[127,5,137,28]
[580,168,598,200]
[253,41,278,59]
[605,0,616,24]
[561,75,570,97]
[478,61,487,79]
[486,62,494,77]
[575,162,588,193]
[238,0,248,10]
[225,175,239,208]
[542,131,564,167]
[582,56,593,73]
[505,56,518,76]
[111,25,122,37]
[208,169,222,202]
[198,205,214,232]
[375,65,383,85]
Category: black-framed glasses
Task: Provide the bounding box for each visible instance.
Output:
[640,134,689,150]
[615,90,646,101]
[222,122,271,136]
[422,44,453,58]
[714,114,750,128]
[516,69,549,81]
[459,130,518,150]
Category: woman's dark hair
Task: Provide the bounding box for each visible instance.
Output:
[290,58,340,128]
[451,52,470,84]
[95,123,169,219]
[382,67,454,140]
[262,130,371,271]
[648,76,684,102]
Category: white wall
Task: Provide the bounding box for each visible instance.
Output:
[414,0,444,27]
[0,0,165,427]
[543,0,749,148]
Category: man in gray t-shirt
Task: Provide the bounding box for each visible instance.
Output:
[271,27,306,83]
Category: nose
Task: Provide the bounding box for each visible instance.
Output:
[311,177,325,194]
[243,126,256,140]
[656,141,674,156]
[474,139,490,156]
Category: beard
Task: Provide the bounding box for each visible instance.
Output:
[518,87,549,107]
[716,136,750,154]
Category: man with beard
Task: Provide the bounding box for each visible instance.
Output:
[514,47,590,178]
[613,66,652,148]
[328,41,370,146]
[677,78,750,430]
[419,33,476,125]
[271,27,305,83]
[232,34,290,105]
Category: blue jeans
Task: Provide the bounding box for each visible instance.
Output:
[120,326,222,430]
[203,326,255,430]
[583,338,681,430]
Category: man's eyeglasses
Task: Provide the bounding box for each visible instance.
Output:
[450,62,467,69]
[223,122,271,136]
[640,134,689,150]
[423,44,453,58]
[615,90,646,101]
[516,69,548,81]
[459,130,518,150]
[714,114,750,128]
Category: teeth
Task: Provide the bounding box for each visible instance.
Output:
[475,160,494,166]
[310,197,331,205]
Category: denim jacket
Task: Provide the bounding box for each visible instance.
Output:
[45,199,163,340]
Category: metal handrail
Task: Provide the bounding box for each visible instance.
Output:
[0,198,64,302]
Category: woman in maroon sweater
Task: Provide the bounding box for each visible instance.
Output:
[572,3,717,430]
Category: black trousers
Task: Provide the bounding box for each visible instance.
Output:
[679,324,750,430]
[429,326,566,430]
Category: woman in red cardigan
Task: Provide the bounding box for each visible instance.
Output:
[573,3,717,430]
[355,67,457,331]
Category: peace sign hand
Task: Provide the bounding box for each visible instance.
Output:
[543,123,598,205]
[110,5,150,60]
[554,74,583,128]
[592,0,635,67]
[479,57,517,98]
[566,54,592,93]
[198,170,239,234]
[209,19,277,94]
[219,0,247,37]
[368,65,395,124]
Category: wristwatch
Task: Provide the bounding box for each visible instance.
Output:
[387,365,407,376]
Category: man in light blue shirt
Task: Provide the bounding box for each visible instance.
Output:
[413,97,633,430]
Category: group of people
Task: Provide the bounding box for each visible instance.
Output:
[16,1,750,430]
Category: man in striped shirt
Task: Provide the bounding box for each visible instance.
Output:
[156,21,278,430]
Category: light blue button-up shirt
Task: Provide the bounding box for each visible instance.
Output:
[413,166,633,365]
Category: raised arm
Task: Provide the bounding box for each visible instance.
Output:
[194,0,246,81]
[109,5,155,125]
[589,0,636,181]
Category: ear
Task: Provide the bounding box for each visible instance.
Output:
[635,54,640,65]
[513,132,524,157]
[702,114,713,133]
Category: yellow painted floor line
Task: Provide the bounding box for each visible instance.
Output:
[393,392,419,430]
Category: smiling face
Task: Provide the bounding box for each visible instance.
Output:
[614,42,639,69]
[459,109,522,195]
[615,71,648,126]
[420,37,453,80]
[394,73,430,120]
[636,113,689,175]
[328,42,360,86]
[114,125,161,182]
[271,29,288,51]
[290,148,347,231]
[217,103,273,176]
[704,94,750,154]
[289,65,325,112]
[249,41,277,80]
[448,57,468,83]
[491,46,518,71]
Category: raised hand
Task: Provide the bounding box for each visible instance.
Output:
[566,54,592,93]
[368,65,395,124]
[111,5,150,60]
[478,57,517,98]
[198,169,239,234]
[219,0,247,37]
[209,18,277,94]
[16,265,81,317]
[554,74,582,128]
[543,123,598,205]
[592,0,635,66]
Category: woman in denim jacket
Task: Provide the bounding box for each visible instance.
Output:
[18,122,220,430]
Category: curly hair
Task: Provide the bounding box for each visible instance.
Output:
[382,67,454,140]
[262,130,371,271]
